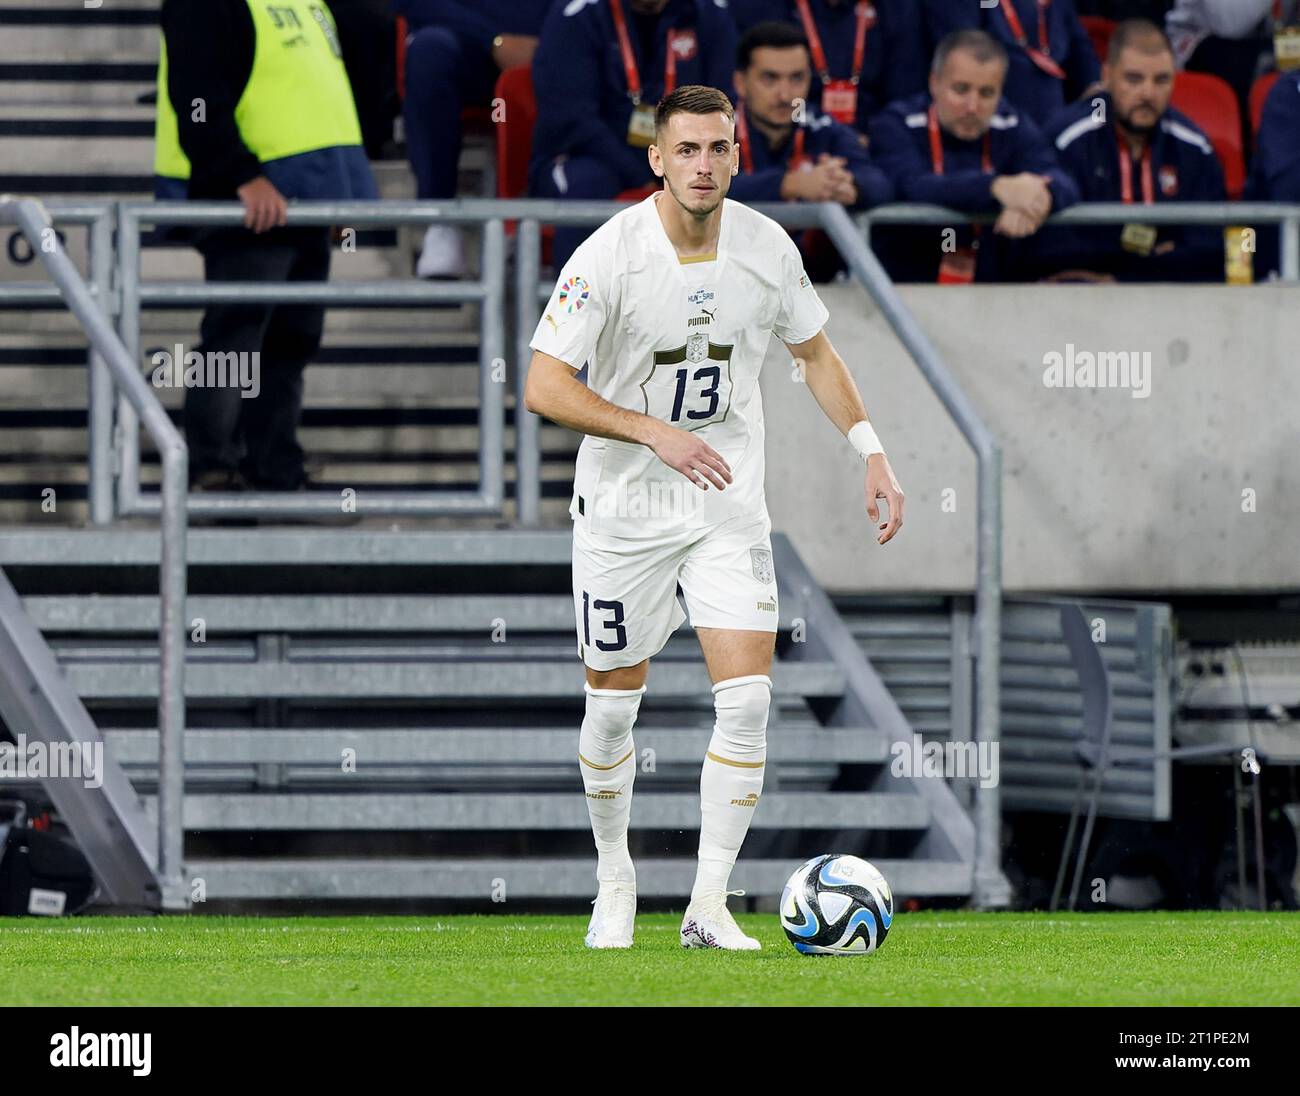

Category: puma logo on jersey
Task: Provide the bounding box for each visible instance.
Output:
[688,309,714,327]
[545,313,559,335]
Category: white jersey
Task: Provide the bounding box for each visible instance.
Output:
[529,193,829,538]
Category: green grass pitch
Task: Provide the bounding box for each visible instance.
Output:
[2,911,1297,1006]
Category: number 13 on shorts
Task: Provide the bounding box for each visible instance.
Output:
[581,590,628,652]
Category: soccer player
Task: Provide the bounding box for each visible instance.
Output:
[524,84,905,951]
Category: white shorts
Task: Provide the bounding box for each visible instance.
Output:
[571,510,779,671]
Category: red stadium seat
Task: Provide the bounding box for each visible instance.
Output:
[494,66,538,199]
[1079,15,1116,65]
[1170,71,1246,199]
[1250,71,1281,137]
[494,65,658,208]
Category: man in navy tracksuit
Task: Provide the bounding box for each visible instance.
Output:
[729,21,892,278]
[869,30,1079,282]
[395,0,551,277]
[1040,19,1225,282]
[530,0,738,267]
[1246,69,1300,279]
[728,21,892,208]
[923,0,1100,125]
[730,0,930,134]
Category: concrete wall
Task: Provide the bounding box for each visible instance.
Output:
[760,284,1300,594]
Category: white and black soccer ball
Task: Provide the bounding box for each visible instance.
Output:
[779,854,893,955]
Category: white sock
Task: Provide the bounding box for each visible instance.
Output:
[691,674,770,908]
[579,683,645,885]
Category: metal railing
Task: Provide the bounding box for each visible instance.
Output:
[0,196,188,908]
[858,201,1300,282]
[116,202,507,519]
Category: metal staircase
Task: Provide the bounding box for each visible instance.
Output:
[0,525,983,906]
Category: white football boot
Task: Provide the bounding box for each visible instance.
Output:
[585,880,637,949]
[680,889,761,951]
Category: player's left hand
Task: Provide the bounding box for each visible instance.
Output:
[865,453,904,545]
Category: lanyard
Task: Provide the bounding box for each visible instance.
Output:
[927,106,992,175]
[998,0,1067,79]
[609,0,678,104]
[794,0,876,85]
[737,103,806,174]
[1116,134,1154,205]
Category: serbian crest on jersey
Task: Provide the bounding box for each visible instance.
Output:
[1158,165,1179,197]
[686,332,708,363]
[750,547,775,584]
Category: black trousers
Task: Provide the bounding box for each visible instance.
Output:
[186,226,331,489]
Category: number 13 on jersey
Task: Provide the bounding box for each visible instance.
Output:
[639,334,734,429]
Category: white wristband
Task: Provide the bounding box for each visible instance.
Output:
[847,420,884,463]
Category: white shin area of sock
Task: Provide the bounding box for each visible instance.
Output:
[579,682,645,884]
[692,674,771,907]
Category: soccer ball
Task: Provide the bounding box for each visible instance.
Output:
[779,854,893,955]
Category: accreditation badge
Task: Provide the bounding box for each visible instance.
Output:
[1120,223,1158,257]
[627,103,657,148]
[1275,26,1300,70]
[820,80,858,125]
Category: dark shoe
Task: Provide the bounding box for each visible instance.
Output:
[190,468,251,492]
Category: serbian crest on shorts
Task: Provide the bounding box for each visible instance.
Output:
[750,547,774,584]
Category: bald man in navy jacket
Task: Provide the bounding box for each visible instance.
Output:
[923,0,1100,125]
[870,30,1079,282]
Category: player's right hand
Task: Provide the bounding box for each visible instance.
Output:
[648,423,733,491]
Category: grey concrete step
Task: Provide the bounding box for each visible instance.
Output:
[0,527,577,565]
[185,856,971,899]
[27,594,588,633]
[143,791,928,831]
[101,726,890,766]
[0,25,158,66]
[59,659,846,701]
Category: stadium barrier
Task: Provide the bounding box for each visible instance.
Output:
[0,197,187,907]
[859,202,1300,283]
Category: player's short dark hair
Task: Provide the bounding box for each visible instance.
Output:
[931,29,1009,76]
[1107,18,1174,66]
[736,20,810,71]
[655,84,735,136]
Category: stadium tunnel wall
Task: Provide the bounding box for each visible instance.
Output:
[761,284,1300,595]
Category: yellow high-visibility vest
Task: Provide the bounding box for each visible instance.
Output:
[154,0,362,180]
